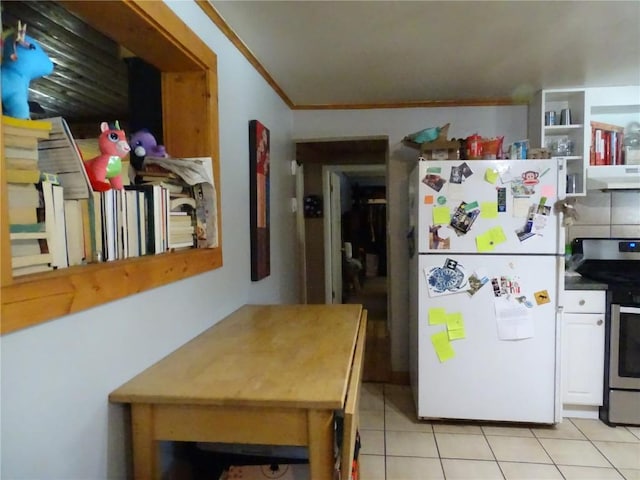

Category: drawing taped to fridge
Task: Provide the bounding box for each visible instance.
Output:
[409,158,565,423]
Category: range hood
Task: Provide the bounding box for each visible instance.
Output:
[587,165,640,190]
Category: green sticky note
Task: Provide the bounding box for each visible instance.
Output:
[428,307,447,325]
[448,328,466,340]
[432,206,451,225]
[476,231,495,252]
[484,168,499,184]
[431,330,455,362]
[480,202,499,219]
[446,312,464,330]
[427,167,442,174]
[489,226,507,245]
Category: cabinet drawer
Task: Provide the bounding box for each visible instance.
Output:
[563,290,606,313]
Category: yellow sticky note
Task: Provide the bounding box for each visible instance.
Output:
[446,312,464,330]
[484,168,499,184]
[476,231,495,252]
[433,206,451,225]
[431,330,455,362]
[448,329,466,340]
[489,226,507,245]
[480,202,499,219]
[428,308,447,325]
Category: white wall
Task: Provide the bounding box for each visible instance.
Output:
[293,106,528,372]
[0,1,297,478]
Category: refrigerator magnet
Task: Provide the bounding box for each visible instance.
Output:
[422,174,447,192]
[497,187,506,212]
[449,166,463,184]
[459,162,473,178]
[534,290,551,305]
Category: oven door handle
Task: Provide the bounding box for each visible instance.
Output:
[619,306,640,314]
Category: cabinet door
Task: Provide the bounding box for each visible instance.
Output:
[562,313,605,406]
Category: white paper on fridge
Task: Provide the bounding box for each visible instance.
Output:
[493,297,534,340]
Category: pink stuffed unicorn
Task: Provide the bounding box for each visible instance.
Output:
[84,121,130,191]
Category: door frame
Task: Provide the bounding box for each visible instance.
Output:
[322,164,386,304]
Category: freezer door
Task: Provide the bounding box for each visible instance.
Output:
[417,159,564,254]
[417,253,559,423]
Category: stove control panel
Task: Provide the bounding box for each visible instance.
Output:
[619,241,640,253]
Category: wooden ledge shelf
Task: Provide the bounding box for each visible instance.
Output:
[1,248,222,335]
[1,1,222,335]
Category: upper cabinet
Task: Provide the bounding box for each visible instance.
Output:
[529,86,640,196]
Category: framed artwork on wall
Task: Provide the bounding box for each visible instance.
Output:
[249,120,270,281]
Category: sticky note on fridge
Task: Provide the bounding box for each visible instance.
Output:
[541,185,555,198]
[428,307,447,325]
[446,312,464,330]
[433,206,451,225]
[480,202,499,218]
[489,226,507,245]
[448,328,466,340]
[484,168,499,184]
[476,231,495,252]
[431,330,455,362]
[424,195,434,205]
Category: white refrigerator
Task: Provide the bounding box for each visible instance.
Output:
[408,158,566,424]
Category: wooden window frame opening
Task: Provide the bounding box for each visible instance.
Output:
[0,1,222,335]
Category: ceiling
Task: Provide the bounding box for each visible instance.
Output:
[210,0,640,107]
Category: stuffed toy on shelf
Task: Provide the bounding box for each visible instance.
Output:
[129,129,168,172]
[84,121,130,192]
[1,21,54,119]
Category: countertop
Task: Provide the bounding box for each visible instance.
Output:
[564,272,608,291]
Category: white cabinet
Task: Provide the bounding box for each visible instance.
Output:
[528,89,587,195]
[561,290,606,406]
[529,86,640,196]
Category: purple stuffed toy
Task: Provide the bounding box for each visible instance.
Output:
[129,129,167,171]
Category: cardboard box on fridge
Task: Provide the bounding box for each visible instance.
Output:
[420,139,461,160]
[220,464,310,480]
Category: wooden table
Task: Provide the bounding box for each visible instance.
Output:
[110,304,367,479]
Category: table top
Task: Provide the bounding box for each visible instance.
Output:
[110,304,364,410]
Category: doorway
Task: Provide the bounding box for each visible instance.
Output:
[296,137,391,382]
[323,165,391,383]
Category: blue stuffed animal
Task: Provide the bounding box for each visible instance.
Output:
[1,22,54,119]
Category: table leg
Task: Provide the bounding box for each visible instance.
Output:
[307,409,335,480]
[131,403,159,479]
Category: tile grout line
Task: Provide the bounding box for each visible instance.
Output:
[529,424,569,479]
[568,417,624,474]
[479,426,507,480]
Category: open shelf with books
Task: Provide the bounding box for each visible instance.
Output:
[0,1,222,335]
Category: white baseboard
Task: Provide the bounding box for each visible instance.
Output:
[563,404,600,419]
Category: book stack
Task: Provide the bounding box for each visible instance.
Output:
[2,116,56,276]
[93,188,151,262]
[590,121,625,166]
[134,164,193,251]
[169,197,196,249]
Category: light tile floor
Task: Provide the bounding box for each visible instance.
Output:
[359,383,640,480]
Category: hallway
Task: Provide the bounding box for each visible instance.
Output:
[345,275,391,383]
